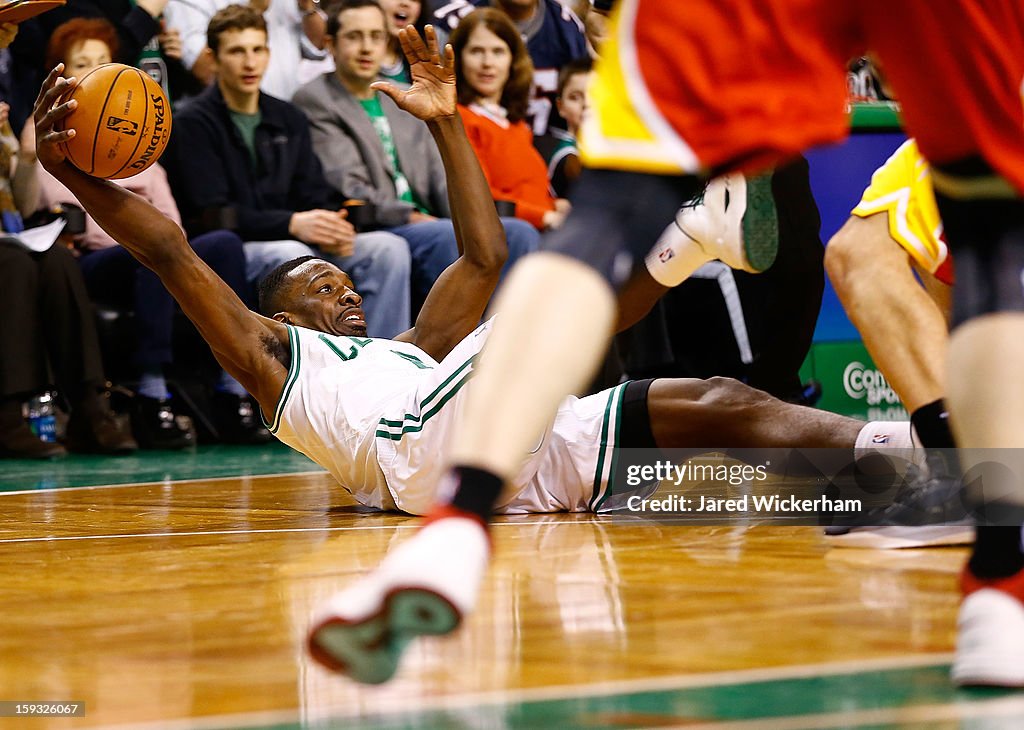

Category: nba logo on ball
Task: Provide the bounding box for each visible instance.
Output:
[58,63,173,180]
[105,116,139,135]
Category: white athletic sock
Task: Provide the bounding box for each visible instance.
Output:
[855,420,921,474]
[644,221,712,287]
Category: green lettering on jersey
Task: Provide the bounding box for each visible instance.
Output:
[391,350,431,369]
[320,334,359,361]
[318,334,375,361]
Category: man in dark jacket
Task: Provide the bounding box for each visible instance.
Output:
[164,3,411,337]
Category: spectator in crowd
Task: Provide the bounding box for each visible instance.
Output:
[165,4,412,338]
[434,0,587,134]
[38,18,267,447]
[163,0,329,100]
[378,0,425,86]
[7,0,191,133]
[451,8,568,230]
[533,55,589,198]
[293,0,537,308]
[0,97,136,458]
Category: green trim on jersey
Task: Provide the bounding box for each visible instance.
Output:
[589,382,628,512]
[265,325,302,434]
[375,355,477,440]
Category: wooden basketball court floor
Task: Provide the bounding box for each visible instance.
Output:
[2,448,1024,729]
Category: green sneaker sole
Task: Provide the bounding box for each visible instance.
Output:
[741,172,779,272]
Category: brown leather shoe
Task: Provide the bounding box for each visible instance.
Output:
[65,390,138,455]
[0,400,67,459]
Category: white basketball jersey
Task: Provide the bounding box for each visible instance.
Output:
[265,325,443,510]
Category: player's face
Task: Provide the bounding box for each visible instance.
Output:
[460,26,511,104]
[378,0,421,38]
[65,39,113,77]
[557,71,590,134]
[330,6,388,87]
[214,28,270,98]
[279,260,368,337]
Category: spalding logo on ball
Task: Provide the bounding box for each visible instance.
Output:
[57,63,172,180]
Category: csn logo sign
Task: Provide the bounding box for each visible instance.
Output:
[842,361,900,405]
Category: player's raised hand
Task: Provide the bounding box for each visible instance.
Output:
[371,25,455,121]
[33,65,78,170]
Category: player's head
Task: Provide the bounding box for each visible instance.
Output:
[325,0,389,90]
[46,17,119,76]
[556,56,592,136]
[206,4,270,101]
[451,7,533,123]
[377,0,422,40]
[258,256,368,337]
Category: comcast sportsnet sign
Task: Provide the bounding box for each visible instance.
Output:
[842,361,900,406]
[800,342,907,421]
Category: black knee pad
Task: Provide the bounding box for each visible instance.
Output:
[934,188,1024,327]
[542,169,701,289]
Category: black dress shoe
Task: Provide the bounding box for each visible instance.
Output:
[0,401,66,459]
[131,395,196,450]
[211,392,272,445]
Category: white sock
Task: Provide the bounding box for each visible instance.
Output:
[644,221,712,287]
[855,420,921,474]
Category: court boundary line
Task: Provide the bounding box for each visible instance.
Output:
[0,521,543,544]
[0,469,329,496]
[661,694,1024,730]
[108,654,961,730]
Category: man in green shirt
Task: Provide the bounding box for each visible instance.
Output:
[293,0,539,309]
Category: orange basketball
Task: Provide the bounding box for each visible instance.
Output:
[58,63,172,180]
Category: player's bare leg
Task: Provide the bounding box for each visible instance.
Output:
[932,186,1024,687]
[826,213,949,418]
[948,315,1024,687]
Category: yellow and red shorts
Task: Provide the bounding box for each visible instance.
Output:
[581,0,1024,193]
[852,140,953,285]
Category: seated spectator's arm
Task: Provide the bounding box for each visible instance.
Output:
[36,69,289,409]
[5,104,40,218]
[515,199,555,230]
[293,88,415,227]
[162,0,214,80]
[298,0,327,51]
[117,0,166,62]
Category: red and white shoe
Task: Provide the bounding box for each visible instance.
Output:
[308,513,490,684]
[952,567,1024,687]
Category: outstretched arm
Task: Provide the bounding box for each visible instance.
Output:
[374,27,507,361]
[34,67,290,415]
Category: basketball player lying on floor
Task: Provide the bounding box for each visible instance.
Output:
[32,35,914,518]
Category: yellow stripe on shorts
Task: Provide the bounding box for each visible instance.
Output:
[851,139,948,275]
[579,0,699,176]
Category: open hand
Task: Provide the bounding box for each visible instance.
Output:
[33,65,79,171]
[371,25,456,121]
